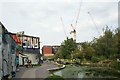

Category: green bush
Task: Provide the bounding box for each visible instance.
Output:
[99,56,106,61]
[111,61,120,70]
[91,56,99,63]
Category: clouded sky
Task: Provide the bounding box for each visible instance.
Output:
[0,0,119,47]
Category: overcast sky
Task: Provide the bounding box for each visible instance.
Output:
[0,0,119,47]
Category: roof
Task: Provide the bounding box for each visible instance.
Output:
[10,32,40,39]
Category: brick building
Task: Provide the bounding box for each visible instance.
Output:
[42,45,60,57]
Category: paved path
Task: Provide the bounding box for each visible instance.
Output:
[35,62,57,78]
[15,62,58,79]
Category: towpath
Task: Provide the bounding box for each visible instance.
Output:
[15,61,58,79]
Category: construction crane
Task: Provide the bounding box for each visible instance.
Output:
[70,0,83,42]
[88,11,101,36]
[70,24,76,41]
[60,16,67,38]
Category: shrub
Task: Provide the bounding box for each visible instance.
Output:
[91,56,99,63]
[111,61,120,70]
[99,56,106,61]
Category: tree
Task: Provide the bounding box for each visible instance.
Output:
[55,37,77,59]
[90,26,120,60]
[111,28,120,59]
[81,42,95,60]
[55,26,119,62]
[72,49,84,59]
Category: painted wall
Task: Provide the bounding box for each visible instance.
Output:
[19,53,39,65]
[22,36,40,49]
[11,33,40,50]
[3,33,17,77]
[0,22,17,78]
[0,24,3,79]
[11,33,41,65]
[21,35,40,65]
[2,43,9,76]
[12,35,21,46]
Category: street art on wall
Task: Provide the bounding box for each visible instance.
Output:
[0,24,2,43]
[0,23,18,78]
[2,44,9,76]
[10,32,40,65]
[0,25,2,78]
[0,24,2,35]
[22,36,40,49]
[12,35,21,46]
[10,33,40,50]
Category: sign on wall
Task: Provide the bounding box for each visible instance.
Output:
[22,36,40,49]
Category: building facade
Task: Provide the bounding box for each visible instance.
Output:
[10,33,41,66]
[42,45,60,57]
[0,22,18,79]
[42,46,53,57]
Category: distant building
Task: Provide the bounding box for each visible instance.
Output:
[76,42,83,51]
[52,46,60,54]
[42,45,60,57]
[10,33,41,66]
[42,46,53,57]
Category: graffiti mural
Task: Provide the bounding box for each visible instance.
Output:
[22,36,40,49]
[0,24,2,44]
[2,43,9,76]
[10,32,40,65]
[0,22,18,78]
[0,24,2,78]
